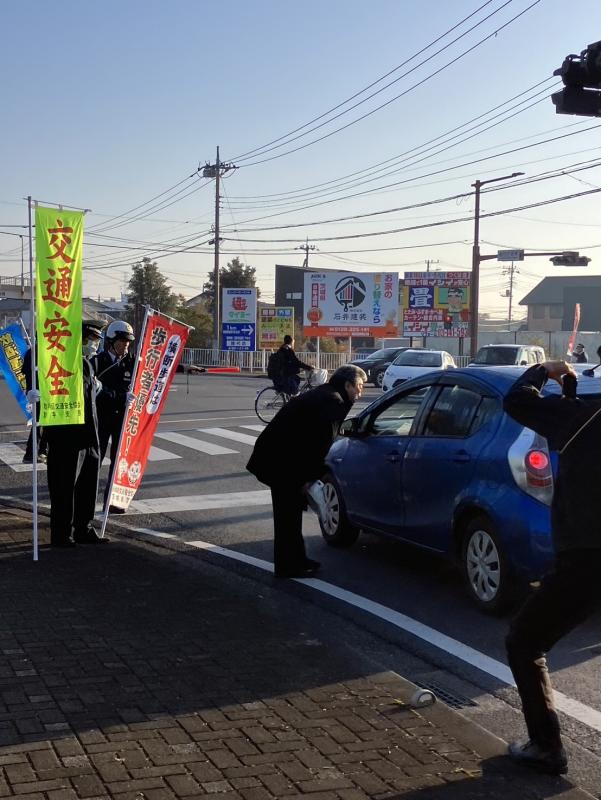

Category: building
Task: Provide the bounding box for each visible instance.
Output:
[519,276,601,332]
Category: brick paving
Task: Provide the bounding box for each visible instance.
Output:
[0,507,592,799]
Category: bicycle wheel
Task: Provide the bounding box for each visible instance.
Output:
[255,387,286,423]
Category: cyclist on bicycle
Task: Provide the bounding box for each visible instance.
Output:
[272,335,313,395]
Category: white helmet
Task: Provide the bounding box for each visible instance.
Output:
[106,320,135,342]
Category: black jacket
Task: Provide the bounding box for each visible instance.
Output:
[247,383,351,488]
[91,350,134,420]
[44,358,99,449]
[504,365,601,553]
[279,345,312,378]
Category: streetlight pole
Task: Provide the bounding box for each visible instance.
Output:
[469,171,524,359]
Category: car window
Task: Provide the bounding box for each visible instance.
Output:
[470,396,500,434]
[473,346,519,365]
[393,351,442,367]
[527,350,537,365]
[423,385,483,437]
[369,386,431,437]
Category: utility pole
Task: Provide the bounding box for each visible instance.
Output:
[295,237,317,268]
[469,171,524,359]
[501,261,519,324]
[425,258,439,273]
[203,146,236,348]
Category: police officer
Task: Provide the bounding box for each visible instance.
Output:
[90,320,135,513]
[44,320,105,547]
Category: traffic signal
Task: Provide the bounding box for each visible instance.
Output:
[552,41,601,116]
[550,252,591,267]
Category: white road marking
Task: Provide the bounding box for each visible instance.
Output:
[126,490,271,515]
[199,427,258,446]
[240,425,265,432]
[154,431,237,455]
[132,530,601,736]
[0,444,46,472]
[158,414,260,424]
[148,445,181,462]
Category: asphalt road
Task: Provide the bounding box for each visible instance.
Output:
[3,373,601,792]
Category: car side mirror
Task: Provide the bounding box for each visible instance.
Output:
[520,360,527,366]
[339,417,361,437]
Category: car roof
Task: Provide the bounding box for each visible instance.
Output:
[444,367,601,396]
[478,343,541,349]
[401,348,449,354]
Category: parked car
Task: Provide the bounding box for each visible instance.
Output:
[348,347,408,388]
[320,367,601,613]
[469,344,545,367]
[382,349,456,391]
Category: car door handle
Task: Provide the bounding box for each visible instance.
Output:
[453,450,471,463]
[386,452,400,463]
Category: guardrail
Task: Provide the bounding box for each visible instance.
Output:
[181,349,360,373]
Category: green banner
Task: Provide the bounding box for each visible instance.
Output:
[35,207,84,425]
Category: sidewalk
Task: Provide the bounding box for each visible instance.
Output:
[0,506,592,800]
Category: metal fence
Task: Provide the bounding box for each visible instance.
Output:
[182,348,360,373]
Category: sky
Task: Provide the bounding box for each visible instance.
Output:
[1,0,601,321]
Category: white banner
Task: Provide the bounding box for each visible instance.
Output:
[222,288,257,324]
[303,271,399,337]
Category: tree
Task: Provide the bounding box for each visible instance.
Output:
[174,295,213,349]
[203,257,259,312]
[125,257,177,335]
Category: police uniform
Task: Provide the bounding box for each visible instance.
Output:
[90,348,134,505]
[45,323,103,546]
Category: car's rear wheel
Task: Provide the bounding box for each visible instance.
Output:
[319,474,360,548]
[374,369,385,388]
[461,516,512,614]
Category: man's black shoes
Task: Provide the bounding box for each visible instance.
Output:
[74,528,109,544]
[275,559,321,579]
[507,740,568,775]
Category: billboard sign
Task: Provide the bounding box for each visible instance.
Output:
[221,322,256,351]
[258,307,294,350]
[402,271,471,337]
[303,271,399,337]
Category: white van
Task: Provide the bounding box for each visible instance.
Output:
[469,344,545,367]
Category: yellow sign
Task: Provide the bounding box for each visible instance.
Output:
[35,207,84,425]
[258,307,294,350]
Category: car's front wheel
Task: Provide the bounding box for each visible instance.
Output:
[319,474,360,548]
[374,369,385,388]
[461,516,512,614]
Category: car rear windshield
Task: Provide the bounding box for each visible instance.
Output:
[474,346,519,365]
[394,352,442,367]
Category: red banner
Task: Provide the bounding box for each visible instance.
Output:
[566,303,581,358]
[109,311,190,511]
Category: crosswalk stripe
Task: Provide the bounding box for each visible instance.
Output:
[0,443,46,472]
[126,489,271,514]
[154,430,237,455]
[199,427,258,446]
[240,425,265,432]
[148,445,181,462]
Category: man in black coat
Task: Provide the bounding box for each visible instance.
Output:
[247,364,366,578]
[503,360,601,775]
[44,320,106,547]
[275,335,313,395]
[90,320,135,512]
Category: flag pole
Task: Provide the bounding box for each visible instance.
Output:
[99,305,152,539]
[27,197,38,562]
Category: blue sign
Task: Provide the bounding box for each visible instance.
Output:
[408,286,434,309]
[0,322,31,420]
[221,322,256,352]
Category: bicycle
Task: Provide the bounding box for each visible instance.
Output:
[254,368,327,423]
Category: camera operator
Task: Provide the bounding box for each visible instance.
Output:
[503,360,601,775]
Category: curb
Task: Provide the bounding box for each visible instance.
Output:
[0,497,594,798]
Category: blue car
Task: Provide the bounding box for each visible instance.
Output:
[321,367,601,613]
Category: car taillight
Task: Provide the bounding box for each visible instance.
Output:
[507,430,554,505]
[525,449,553,488]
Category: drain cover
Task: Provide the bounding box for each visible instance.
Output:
[415,681,477,710]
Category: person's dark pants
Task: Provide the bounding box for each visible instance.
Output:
[270,484,307,573]
[24,425,48,460]
[98,410,124,506]
[282,375,301,395]
[47,442,100,544]
[506,549,601,750]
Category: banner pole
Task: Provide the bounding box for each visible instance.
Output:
[99,305,152,539]
[27,197,38,562]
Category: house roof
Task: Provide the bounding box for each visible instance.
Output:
[519,276,601,305]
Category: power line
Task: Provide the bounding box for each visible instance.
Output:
[237,1,542,168]
[230,0,506,163]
